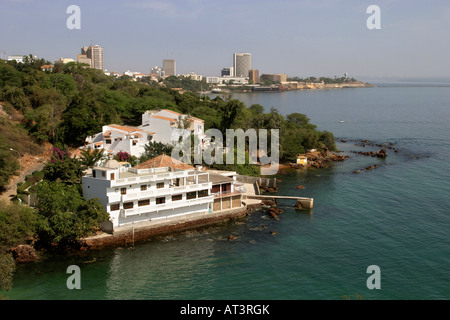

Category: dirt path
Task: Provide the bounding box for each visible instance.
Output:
[0,143,53,203]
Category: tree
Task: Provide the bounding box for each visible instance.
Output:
[79,147,107,168]
[219,99,246,132]
[142,141,174,160]
[43,147,83,185]
[33,180,108,245]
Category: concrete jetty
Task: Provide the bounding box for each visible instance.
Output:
[246,194,314,209]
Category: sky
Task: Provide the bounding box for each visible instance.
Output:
[1,0,449,80]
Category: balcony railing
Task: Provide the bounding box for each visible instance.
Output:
[117,182,211,202]
[119,195,214,217]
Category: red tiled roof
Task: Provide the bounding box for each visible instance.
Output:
[152,115,178,122]
[108,124,144,133]
[134,154,194,170]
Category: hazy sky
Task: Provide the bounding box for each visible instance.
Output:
[1,0,449,79]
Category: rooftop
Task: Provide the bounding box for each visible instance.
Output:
[135,154,195,170]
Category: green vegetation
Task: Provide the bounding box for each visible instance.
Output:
[0,201,37,292]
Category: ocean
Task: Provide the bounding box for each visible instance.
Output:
[4,83,450,300]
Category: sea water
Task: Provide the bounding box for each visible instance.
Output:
[4,84,450,300]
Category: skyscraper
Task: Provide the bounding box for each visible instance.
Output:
[233,53,251,78]
[163,59,176,76]
[80,45,104,70]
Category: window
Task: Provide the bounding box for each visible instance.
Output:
[156,197,165,205]
[110,173,115,180]
[93,170,96,178]
[105,139,112,144]
[121,187,127,195]
[123,202,133,209]
[110,203,120,211]
[172,194,182,201]
[138,199,150,207]
[157,182,165,189]
[198,190,209,198]
[102,171,106,177]
[141,185,147,191]
[187,192,197,200]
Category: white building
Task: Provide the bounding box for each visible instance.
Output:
[82,159,214,231]
[8,55,37,63]
[180,72,203,81]
[82,110,205,157]
[140,109,205,145]
[84,124,155,158]
[206,76,249,85]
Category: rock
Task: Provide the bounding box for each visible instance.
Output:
[262,199,277,206]
[270,231,278,236]
[375,149,387,158]
[11,245,37,264]
[268,210,279,221]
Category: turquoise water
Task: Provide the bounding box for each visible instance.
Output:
[4,85,450,300]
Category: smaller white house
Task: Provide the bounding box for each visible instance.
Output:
[83,124,155,158]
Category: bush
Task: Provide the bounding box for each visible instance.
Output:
[0,201,37,247]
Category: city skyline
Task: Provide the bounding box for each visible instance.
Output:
[1,0,449,80]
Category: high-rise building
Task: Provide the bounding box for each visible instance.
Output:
[163,59,176,76]
[233,53,251,78]
[248,69,260,84]
[80,45,104,70]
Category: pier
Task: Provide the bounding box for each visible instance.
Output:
[246,195,314,209]
[238,177,314,209]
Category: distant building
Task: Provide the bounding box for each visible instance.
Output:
[180,72,203,81]
[151,66,165,77]
[233,53,251,78]
[221,67,234,77]
[206,76,248,85]
[77,54,91,67]
[80,45,104,70]
[8,55,37,63]
[260,74,287,83]
[163,59,176,76]
[248,69,260,84]
[55,57,76,65]
[40,65,54,72]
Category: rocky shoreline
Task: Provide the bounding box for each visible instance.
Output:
[286,150,349,170]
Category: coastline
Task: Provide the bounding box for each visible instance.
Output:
[209,81,374,94]
[79,206,253,250]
